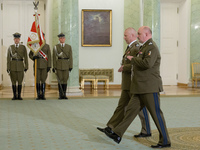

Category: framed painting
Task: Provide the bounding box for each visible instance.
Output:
[81,9,112,47]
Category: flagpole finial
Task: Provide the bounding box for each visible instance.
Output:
[33,1,39,11]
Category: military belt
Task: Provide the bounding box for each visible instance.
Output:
[58,58,69,60]
[12,58,23,61]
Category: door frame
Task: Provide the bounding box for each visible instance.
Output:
[160,0,191,85]
[0,0,2,85]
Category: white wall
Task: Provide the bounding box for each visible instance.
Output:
[0,0,2,84]
[79,0,124,85]
[178,0,191,84]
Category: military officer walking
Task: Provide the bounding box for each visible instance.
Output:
[29,34,51,100]
[97,27,151,138]
[52,33,73,99]
[7,32,28,100]
[105,26,171,148]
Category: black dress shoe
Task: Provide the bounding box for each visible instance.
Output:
[134,133,151,138]
[105,130,121,144]
[97,127,112,134]
[97,127,105,133]
[151,144,171,148]
[63,96,68,100]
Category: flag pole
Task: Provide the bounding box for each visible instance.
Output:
[33,1,39,98]
[27,1,45,98]
[34,59,37,98]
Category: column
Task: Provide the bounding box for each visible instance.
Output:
[190,0,200,63]
[50,0,82,96]
[143,0,160,49]
[124,0,140,51]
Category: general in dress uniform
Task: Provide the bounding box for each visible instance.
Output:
[104,26,171,149]
[7,32,28,100]
[53,33,73,99]
[97,27,151,138]
[29,34,51,100]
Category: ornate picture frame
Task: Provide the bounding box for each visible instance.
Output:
[81,9,112,47]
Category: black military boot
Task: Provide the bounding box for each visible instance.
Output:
[18,85,23,100]
[58,84,63,99]
[41,83,46,100]
[12,85,17,100]
[62,84,68,99]
[36,83,41,100]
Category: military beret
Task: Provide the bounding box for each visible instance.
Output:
[57,33,65,37]
[13,32,21,38]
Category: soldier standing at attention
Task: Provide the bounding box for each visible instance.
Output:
[97,27,151,138]
[29,33,51,100]
[7,32,28,100]
[52,33,73,99]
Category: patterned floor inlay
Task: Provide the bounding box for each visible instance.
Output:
[134,127,200,150]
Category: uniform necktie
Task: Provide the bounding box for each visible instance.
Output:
[125,45,129,51]
[123,45,129,59]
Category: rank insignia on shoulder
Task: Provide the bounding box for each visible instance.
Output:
[149,42,152,45]
[148,51,151,55]
[136,44,139,47]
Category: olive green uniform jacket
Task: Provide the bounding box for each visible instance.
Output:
[7,44,28,71]
[121,41,139,90]
[53,44,73,71]
[130,38,163,94]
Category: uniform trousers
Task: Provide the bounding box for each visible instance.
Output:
[57,69,69,84]
[10,71,24,85]
[35,68,47,83]
[113,92,170,145]
[107,90,151,135]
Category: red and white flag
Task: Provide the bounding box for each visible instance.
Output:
[27,13,47,60]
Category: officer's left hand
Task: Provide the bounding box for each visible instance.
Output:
[47,67,51,72]
[24,69,27,72]
[69,68,72,72]
[118,66,123,72]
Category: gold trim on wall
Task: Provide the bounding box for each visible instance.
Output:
[81,9,112,47]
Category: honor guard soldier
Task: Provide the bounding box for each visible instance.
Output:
[52,33,73,99]
[29,33,51,100]
[7,32,28,100]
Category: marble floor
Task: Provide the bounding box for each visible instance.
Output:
[0,85,200,99]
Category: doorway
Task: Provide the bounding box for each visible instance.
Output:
[160,0,190,85]
[1,0,45,86]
